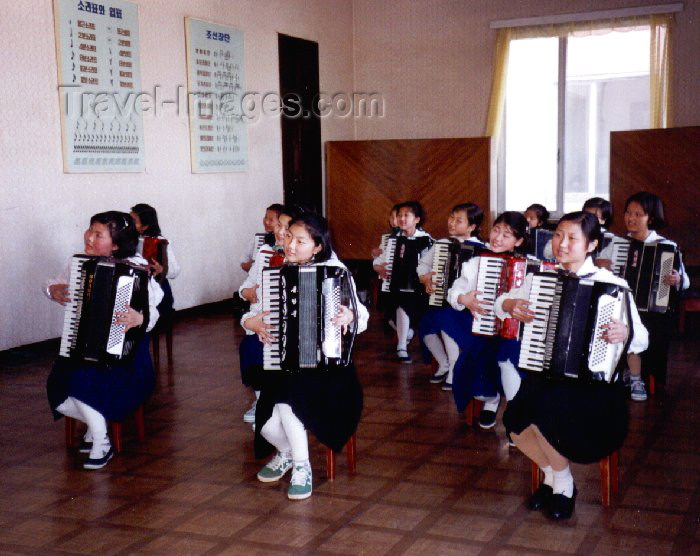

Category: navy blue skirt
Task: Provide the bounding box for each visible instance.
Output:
[47,336,155,422]
[239,334,264,389]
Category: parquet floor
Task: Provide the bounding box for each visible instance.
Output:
[1,304,699,555]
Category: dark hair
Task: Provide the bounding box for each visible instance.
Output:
[624,191,666,230]
[90,211,139,258]
[130,203,161,237]
[391,203,401,213]
[558,211,602,249]
[452,203,484,238]
[279,204,304,221]
[288,212,333,263]
[266,203,285,216]
[525,203,550,228]
[396,200,426,228]
[582,197,613,227]
[494,211,528,240]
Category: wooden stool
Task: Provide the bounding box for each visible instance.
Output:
[530,450,619,507]
[152,324,173,371]
[325,434,357,480]
[64,405,145,453]
[464,399,483,427]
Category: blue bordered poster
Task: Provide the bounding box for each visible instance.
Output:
[185,17,247,173]
[53,0,145,173]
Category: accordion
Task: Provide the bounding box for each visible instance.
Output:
[60,255,149,364]
[518,271,629,382]
[428,240,482,307]
[598,233,630,278]
[529,228,555,261]
[379,234,397,293]
[252,232,273,259]
[142,237,169,275]
[261,265,358,371]
[624,240,678,313]
[471,254,529,339]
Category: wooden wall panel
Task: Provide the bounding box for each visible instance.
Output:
[326,138,490,260]
[610,127,700,267]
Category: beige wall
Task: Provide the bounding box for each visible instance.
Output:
[1,0,698,350]
[352,0,700,140]
[0,0,355,350]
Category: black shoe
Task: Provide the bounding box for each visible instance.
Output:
[83,446,114,470]
[527,483,553,511]
[549,486,577,520]
[478,409,497,429]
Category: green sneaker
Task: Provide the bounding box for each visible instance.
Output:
[257,452,292,483]
[287,463,312,500]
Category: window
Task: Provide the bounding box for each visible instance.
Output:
[500,28,650,216]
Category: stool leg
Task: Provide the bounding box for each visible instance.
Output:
[649,374,656,396]
[152,332,160,371]
[326,447,336,480]
[610,450,619,497]
[600,455,611,507]
[65,417,76,448]
[531,461,542,494]
[111,422,123,453]
[465,400,474,426]
[347,434,356,474]
[135,406,145,443]
[166,327,173,368]
[472,399,482,424]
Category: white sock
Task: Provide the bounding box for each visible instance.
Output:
[499,359,522,401]
[553,465,574,497]
[278,404,309,462]
[56,397,84,420]
[73,400,110,458]
[541,465,554,487]
[630,374,643,383]
[423,334,448,370]
[483,393,500,412]
[442,333,460,369]
[396,308,410,351]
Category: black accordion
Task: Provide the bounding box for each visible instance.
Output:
[261,265,358,371]
[624,240,678,313]
[598,233,630,278]
[518,271,630,383]
[384,235,433,293]
[528,228,555,261]
[60,255,149,364]
[428,239,482,307]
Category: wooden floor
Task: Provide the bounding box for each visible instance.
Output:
[1,305,699,555]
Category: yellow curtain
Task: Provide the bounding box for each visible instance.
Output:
[484,14,673,152]
[651,14,673,128]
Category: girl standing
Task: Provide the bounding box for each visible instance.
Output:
[496,211,648,519]
[373,201,433,362]
[46,211,163,469]
[623,192,688,400]
[242,212,368,500]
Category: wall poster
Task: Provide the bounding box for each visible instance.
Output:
[185,17,247,173]
[53,0,145,172]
